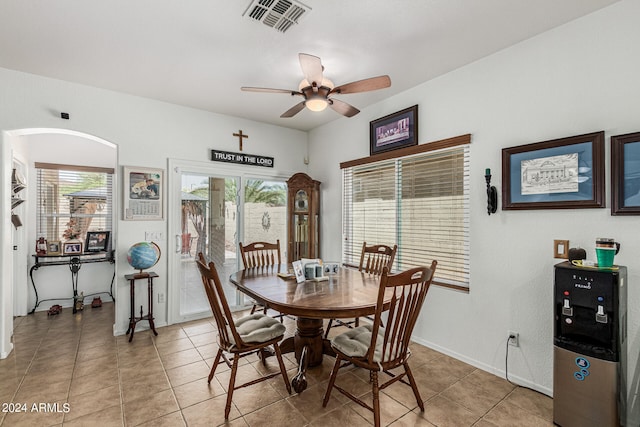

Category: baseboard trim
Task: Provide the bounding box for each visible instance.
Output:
[411,336,552,397]
[1,343,14,359]
[113,320,167,337]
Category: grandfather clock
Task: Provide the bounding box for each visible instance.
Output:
[287,172,320,263]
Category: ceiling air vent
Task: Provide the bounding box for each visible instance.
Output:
[243,0,310,33]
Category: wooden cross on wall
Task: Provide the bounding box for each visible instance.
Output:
[233,130,248,151]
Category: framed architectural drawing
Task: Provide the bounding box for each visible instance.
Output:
[502,131,605,210]
[611,131,640,215]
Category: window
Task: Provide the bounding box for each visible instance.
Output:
[342,136,470,290]
[36,163,114,248]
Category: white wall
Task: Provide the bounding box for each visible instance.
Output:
[309,0,640,422]
[0,68,308,357]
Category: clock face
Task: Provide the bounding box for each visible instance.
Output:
[295,190,308,212]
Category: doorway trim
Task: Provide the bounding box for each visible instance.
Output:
[166,158,292,326]
[0,128,118,359]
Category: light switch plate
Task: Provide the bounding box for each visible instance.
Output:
[145,231,164,241]
[554,239,569,259]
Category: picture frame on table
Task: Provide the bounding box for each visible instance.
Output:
[611,131,640,215]
[292,260,306,284]
[85,231,110,252]
[123,166,163,220]
[501,131,605,210]
[47,241,61,255]
[63,241,83,255]
[370,105,418,155]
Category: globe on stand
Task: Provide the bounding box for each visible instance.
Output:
[127,242,161,278]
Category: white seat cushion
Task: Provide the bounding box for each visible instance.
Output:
[331,324,385,362]
[232,313,286,344]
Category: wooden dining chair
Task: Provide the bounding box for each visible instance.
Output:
[239,240,285,321]
[322,262,437,427]
[195,253,291,419]
[324,242,397,338]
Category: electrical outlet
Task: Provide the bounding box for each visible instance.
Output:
[508,331,519,347]
[158,293,165,304]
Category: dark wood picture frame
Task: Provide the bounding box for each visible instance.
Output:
[85,231,111,252]
[370,105,418,155]
[611,131,640,215]
[502,131,605,210]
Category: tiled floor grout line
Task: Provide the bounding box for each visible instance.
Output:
[64,318,84,424]
[152,329,189,427]
[115,332,128,426]
[10,320,48,405]
[2,308,554,426]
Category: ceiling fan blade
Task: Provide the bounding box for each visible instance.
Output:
[241,87,301,95]
[299,53,323,87]
[280,101,306,118]
[329,98,360,117]
[330,75,391,95]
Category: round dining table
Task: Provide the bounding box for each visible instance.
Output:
[229,264,388,392]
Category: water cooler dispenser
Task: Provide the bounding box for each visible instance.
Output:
[554,261,627,426]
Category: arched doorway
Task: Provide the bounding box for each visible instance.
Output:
[1,128,117,359]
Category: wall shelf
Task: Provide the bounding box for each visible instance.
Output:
[10,168,25,228]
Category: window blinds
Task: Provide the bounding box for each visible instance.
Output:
[342,145,470,288]
[35,163,114,245]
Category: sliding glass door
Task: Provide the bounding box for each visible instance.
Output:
[169,166,240,323]
[168,160,288,324]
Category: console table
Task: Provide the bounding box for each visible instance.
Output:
[124,272,158,342]
[29,251,115,314]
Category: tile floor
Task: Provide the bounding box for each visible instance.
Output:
[0,303,553,426]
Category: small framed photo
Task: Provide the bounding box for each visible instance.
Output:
[63,241,83,255]
[292,260,306,284]
[123,166,163,220]
[370,105,418,155]
[47,241,61,255]
[323,262,340,275]
[611,131,640,215]
[85,231,110,252]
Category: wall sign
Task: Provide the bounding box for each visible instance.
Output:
[210,149,274,168]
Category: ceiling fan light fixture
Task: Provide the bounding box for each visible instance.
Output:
[298,78,334,91]
[243,53,390,118]
[305,97,328,112]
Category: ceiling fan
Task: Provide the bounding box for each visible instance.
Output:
[241,53,391,118]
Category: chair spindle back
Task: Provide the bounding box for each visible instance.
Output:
[368,262,437,366]
[239,240,281,268]
[196,253,242,349]
[359,242,397,275]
